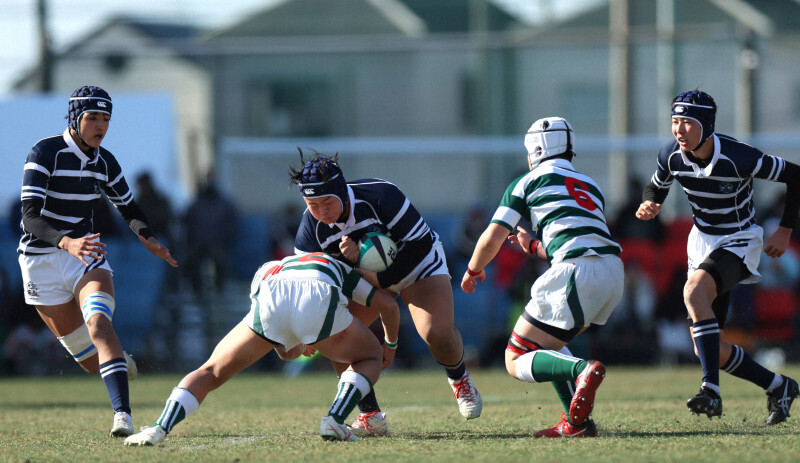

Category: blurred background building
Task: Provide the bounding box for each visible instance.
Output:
[2,0,800,374]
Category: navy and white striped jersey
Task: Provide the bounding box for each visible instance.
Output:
[650,133,785,235]
[18,129,134,255]
[294,178,439,286]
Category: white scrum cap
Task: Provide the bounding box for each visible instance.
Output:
[524,117,575,169]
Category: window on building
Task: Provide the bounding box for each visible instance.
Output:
[246,81,332,137]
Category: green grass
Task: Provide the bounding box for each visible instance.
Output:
[1,365,799,463]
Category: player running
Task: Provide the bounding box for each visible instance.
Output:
[124,252,400,445]
[636,90,799,424]
[289,151,482,436]
[461,117,624,438]
[17,85,178,437]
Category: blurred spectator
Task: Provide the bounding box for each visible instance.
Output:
[135,172,174,246]
[454,203,488,261]
[183,174,238,297]
[270,202,301,260]
[654,267,695,364]
[0,266,56,375]
[759,218,800,289]
[598,259,658,364]
[92,193,122,236]
[8,198,22,236]
[613,178,665,242]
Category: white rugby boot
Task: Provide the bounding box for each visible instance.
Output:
[320,416,359,442]
[449,372,482,419]
[110,411,134,437]
[124,425,167,446]
[350,410,388,437]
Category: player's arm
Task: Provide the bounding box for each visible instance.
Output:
[461,223,510,294]
[369,289,400,370]
[509,226,546,259]
[345,264,400,369]
[365,182,436,288]
[636,182,667,220]
[20,146,64,247]
[117,201,178,267]
[638,146,675,221]
[764,161,800,258]
[22,198,107,266]
[275,343,308,361]
[21,198,66,247]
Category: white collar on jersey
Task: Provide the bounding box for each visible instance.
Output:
[679,133,719,178]
[61,128,100,166]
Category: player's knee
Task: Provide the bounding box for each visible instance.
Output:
[195,363,228,390]
[505,333,540,381]
[57,323,99,370]
[684,277,715,308]
[504,355,517,377]
[422,324,458,350]
[82,292,116,336]
[82,291,115,324]
[504,345,523,376]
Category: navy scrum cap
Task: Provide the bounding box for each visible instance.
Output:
[297,155,348,209]
[68,85,112,132]
[672,90,715,151]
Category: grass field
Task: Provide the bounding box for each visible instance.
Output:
[1,365,799,463]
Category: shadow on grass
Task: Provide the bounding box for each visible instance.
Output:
[391,430,532,440]
[600,425,770,438]
[0,402,109,410]
[182,430,535,442]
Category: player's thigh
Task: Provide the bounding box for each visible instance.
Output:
[401,274,454,332]
[315,319,381,365]
[505,316,572,376]
[348,299,380,326]
[202,322,274,376]
[684,269,718,313]
[509,316,570,353]
[35,299,84,337]
[75,268,115,300]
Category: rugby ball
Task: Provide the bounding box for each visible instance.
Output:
[358,232,398,272]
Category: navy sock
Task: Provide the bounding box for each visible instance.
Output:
[722,344,776,390]
[357,389,381,413]
[100,358,130,414]
[440,357,466,381]
[692,318,720,389]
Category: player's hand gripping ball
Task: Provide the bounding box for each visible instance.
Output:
[357,232,398,272]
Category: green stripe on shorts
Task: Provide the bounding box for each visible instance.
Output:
[317,289,340,341]
[566,269,584,327]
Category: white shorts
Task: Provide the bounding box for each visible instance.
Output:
[386,240,450,294]
[19,251,113,306]
[524,255,624,330]
[244,278,354,350]
[686,225,763,285]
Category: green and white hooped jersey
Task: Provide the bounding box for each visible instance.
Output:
[490,158,621,265]
[250,253,376,307]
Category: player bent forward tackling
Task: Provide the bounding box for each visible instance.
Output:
[124,253,400,446]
